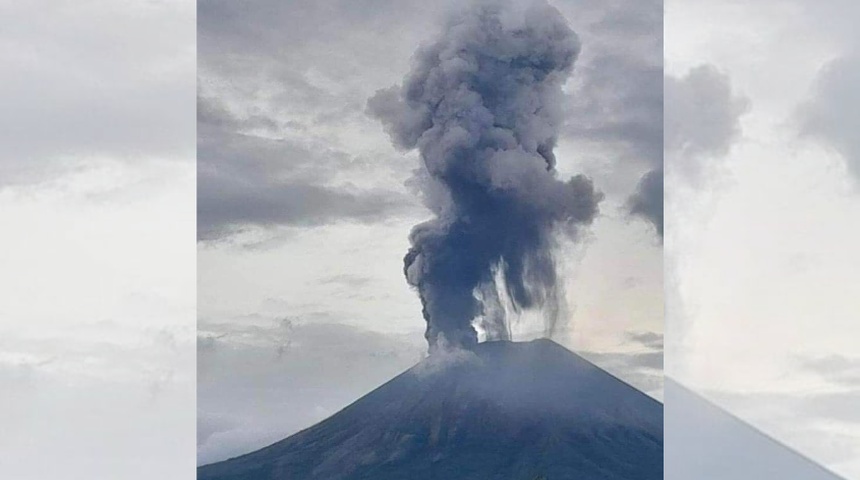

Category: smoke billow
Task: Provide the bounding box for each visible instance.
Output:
[369,0,602,350]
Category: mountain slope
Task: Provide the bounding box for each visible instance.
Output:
[199,339,663,480]
[665,378,844,479]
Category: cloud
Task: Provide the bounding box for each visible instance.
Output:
[665,65,749,177]
[579,348,664,399]
[661,65,748,337]
[798,54,860,183]
[318,274,375,288]
[554,0,663,238]
[799,355,860,388]
[0,0,195,188]
[0,327,195,480]
[564,15,663,169]
[634,64,747,238]
[197,0,461,243]
[197,96,417,242]
[626,330,664,350]
[627,168,664,238]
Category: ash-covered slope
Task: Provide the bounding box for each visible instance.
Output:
[198,339,663,480]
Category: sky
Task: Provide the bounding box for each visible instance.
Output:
[0,0,196,478]
[197,0,663,464]
[665,0,860,477]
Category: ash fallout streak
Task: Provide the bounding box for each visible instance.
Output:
[369,0,602,350]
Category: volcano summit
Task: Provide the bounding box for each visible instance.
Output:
[198,339,663,480]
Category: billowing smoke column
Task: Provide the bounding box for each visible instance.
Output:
[369,0,602,350]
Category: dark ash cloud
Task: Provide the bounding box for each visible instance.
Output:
[369,0,603,349]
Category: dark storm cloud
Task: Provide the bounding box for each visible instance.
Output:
[197,96,415,242]
[369,0,602,349]
[0,0,195,187]
[197,178,406,242]
[798,54,860,182]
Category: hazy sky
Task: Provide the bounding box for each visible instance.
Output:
[0,0,196,478]
[666,0,860,477]
[198,0,663,464]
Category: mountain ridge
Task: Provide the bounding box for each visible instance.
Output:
[199,339,663,480]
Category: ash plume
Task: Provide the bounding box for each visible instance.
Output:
[369,0,602,350]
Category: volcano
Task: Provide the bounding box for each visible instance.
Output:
[198,339,663,480]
